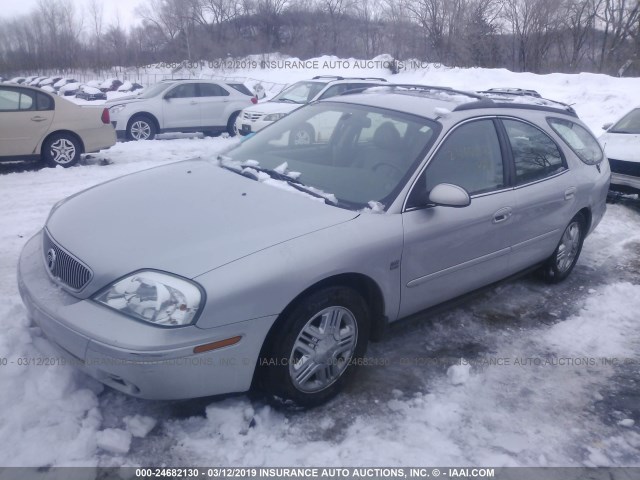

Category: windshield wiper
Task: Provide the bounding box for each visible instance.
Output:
[286,181,338,206]
[276,98,301,104]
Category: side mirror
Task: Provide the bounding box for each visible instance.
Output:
[602,122,613,131]
[428,183,471,208]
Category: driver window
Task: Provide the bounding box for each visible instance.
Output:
[408,119,504,208]
[166,84,197,99]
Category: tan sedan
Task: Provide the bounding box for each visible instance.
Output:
[0,84,116,167]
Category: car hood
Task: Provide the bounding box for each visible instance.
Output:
[105,96,145,107]
[245,101,302,115]
[46,159,358,297]
[600,132,640,162]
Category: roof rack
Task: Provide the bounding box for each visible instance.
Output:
[336,82,578,117]
[480,87,541,98]
[312,75,388,82]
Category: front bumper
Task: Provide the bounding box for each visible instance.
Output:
[234,116,273,136]
[18,231,276,400]
[610,172,640,192]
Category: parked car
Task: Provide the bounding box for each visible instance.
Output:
[38,77,63,88]
[100,78,123,92]
[235,76,388,141]
[18,85,609,406]
[75,85,107,101]
[106,79,254,140]
[58,82,81,97]
[29,76,48,86]
[53,78,78,92]
[0,84,115,167]
[116,81,144,93]
[600,107,640,194]
[7,77,26,84]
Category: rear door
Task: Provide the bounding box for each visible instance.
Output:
[161,83,200,129]
[198,83,229,128]
[399,118,517,317]
[0,87,54,157]
[498,117,575,271]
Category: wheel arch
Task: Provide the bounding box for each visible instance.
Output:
[576,206,592,234]
[39,130,85,155]
[251,271,387,393]
[127,112,160,132]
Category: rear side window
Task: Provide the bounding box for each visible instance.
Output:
[227,83,252,96]
[0,88,34,111]
[547,117,603,165]
[502,119,565,185]
[36,92,54,111]
[199,83,230,97]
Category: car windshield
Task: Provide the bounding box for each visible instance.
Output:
[221,102,440,210]
[610,108,640,134]
[137,82,172,99]
[271,81,328,104]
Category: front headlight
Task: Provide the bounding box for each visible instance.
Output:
[263,113,287,121]
[94,271,203,327]
[109,104,126,115]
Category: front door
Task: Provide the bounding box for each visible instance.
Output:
[400,118,516,318]
[162,83,200,129]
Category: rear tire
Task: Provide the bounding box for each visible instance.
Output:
[42,133,81,168]
[259,286,370,407]
[541,213,586,283]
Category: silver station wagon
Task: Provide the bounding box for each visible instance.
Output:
[18,85,610,406]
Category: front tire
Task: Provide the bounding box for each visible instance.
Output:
[127,115,156,141]
[227,111,241,137]
[289,123,315,146]
[42,133,81,167]
[260,287,370,407]
[541,213,586,283]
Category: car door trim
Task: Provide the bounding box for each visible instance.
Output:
[406,246,511,288]
[511,229,560,252]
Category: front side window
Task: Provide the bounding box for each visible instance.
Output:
[408,119,504,208]
[166,83,197,99]
[271,81,328,104]
[547,117,603,165]
[503,119,565,185]
[222,102,440,209]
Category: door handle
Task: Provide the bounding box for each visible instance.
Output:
[189,101,198,105]
[493,207,512,224]
[564,187,577,200]
[31,116,47,122]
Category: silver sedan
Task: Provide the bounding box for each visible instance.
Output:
[18,86,610,406]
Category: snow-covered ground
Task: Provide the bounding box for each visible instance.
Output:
[1,60,640,468]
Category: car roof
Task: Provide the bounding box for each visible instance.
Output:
[329,84,577,119]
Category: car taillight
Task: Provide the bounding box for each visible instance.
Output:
[251,96,258,104]
[101,108,110,124]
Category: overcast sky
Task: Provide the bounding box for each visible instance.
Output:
[0,0,145,29]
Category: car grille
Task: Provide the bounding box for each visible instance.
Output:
[242,111,263,121]
[42,230,92,291]
[609,158,640,177]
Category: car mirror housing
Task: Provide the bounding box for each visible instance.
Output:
[428,183,471,208]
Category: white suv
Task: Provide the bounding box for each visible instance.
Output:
[107,79,254,140]
[235,76,387,143]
